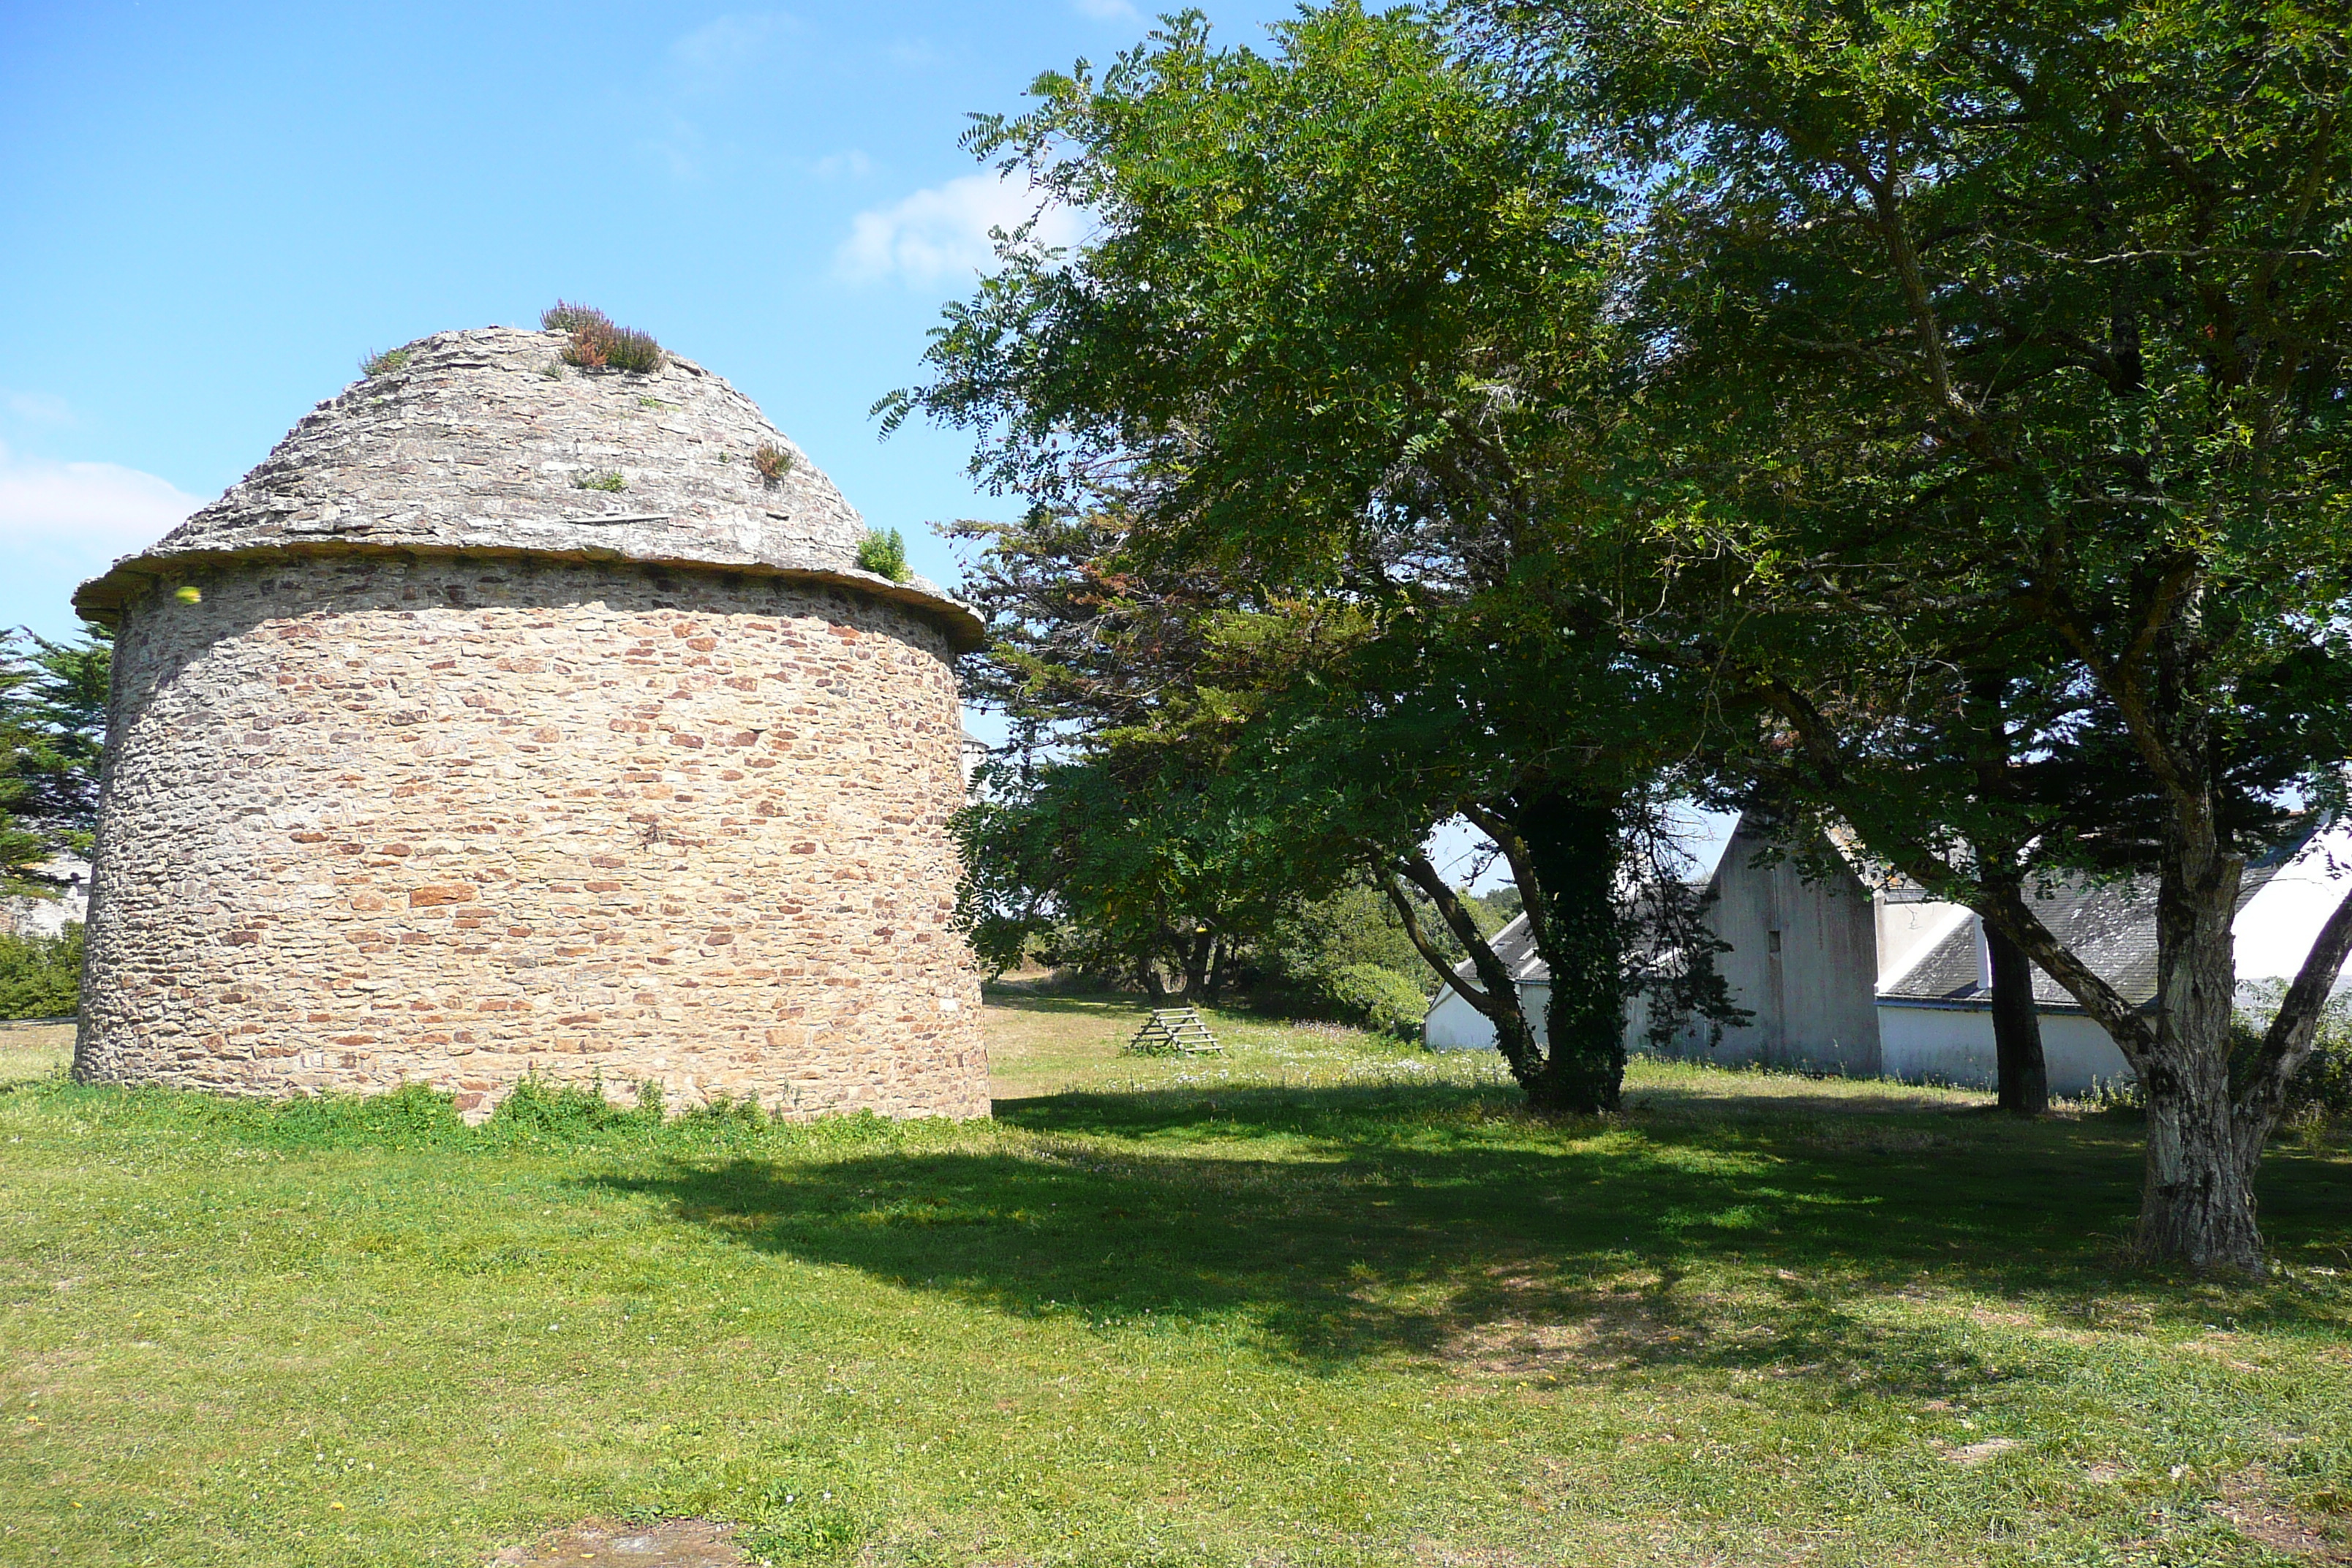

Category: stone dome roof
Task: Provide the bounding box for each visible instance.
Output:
[74,325,981,649]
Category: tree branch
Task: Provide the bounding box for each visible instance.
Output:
[1460,800,1553,962]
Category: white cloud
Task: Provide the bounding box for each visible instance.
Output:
[0,441,200,636]
[812,148,873,181]
[667,12,796,95]
[1073,0,1141,18]
[0,441,198,560]
[0,391,73,426]
[835,173,1086,287]
[646,116,714,184]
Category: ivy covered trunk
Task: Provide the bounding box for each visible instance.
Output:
[1518,788,1627,1115]
[1984,917,2048,1117]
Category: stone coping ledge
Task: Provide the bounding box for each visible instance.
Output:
[74,538,985,652]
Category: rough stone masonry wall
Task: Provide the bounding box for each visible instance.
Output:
[75,554,987,1120]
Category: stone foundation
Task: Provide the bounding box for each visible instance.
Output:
[74,554,987,1120]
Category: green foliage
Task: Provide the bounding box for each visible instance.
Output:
[246,1079,472,1149]
[1256,881,1461,1029]
[1,624,108,900]
[955,748,1304,998]
[572,470,627,492]
[1276,883,1436,984]
[855,527,908,581]
[2241,984,2352,1128]
[898,4,1738,1110]
[1507,0,2352,1252]
[488,1071,663,1138]
[1478,885,1523,925]
[1319,962,1430,1039]
[0,922,81,1019]
[358,345,411,377]
[753,442,795,483]
[540,301,604,333]
[543,300,665,374]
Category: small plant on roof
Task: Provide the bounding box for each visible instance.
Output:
[542,300,666,375]
[856,527,909,582]
[573,470,627,492]
[752,443,794,483]
[359,345,412,377]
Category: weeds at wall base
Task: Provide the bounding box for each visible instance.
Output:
[0,1068,908,1158]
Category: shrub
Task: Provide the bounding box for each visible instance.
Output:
[2229,983,2352,1132]
[856,527,910,581]
[542,300,666,374]
[573,470,627,492]
[0,922,83,1019]
[1322,962,1430,1041]
[358,345,411,378]
[2284,1004,2352,1127]
[541,301,603,333]
[753,442,794,483]
[487,1070,659,1137]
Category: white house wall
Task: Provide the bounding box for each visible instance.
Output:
[1877,1005,2132,1097]
[1424,981,1552,1053]
[1688,826,1882,1075]
[3,857,89,940]
[1424,985,1493,1052]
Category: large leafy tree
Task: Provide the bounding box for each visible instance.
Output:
[1479,0,2352,1267]
[957,740,1311,1001]
[897,4,1739,1112]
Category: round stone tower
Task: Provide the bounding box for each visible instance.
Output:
[71,325,988,1120]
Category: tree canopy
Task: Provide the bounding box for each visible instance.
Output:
[1470,0,2352,1269]
[1,625,109,901]
[904,0,2352,1267]
[899,3,1742,1113]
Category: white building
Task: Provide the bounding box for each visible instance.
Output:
[3,855,91,940]
[1424,818,2351,1096]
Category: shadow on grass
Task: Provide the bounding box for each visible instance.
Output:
[592,1081,2352,1394]
[979,985,1144,1011]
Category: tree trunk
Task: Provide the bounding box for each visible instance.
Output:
[2138,815,2264,1270]
[1515,788,1627,1115]
[1387,854,1545,1088]
[1984,916,2048,1117]
[1180,926,1213,998]
[1967,679,2048,1117]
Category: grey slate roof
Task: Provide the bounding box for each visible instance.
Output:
[1880,857,2291,1011]
[74,326,981,650]
[1451,913,1547,985]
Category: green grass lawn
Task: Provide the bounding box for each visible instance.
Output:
[3,998,2350,1566]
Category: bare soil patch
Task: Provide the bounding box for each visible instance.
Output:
[1942,1438,2024,1466]
[2214,1472,2352,1562]
[491,1517,747,1567]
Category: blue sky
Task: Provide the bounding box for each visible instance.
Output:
[0,0,1306,644]
[0,0,1726,890]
